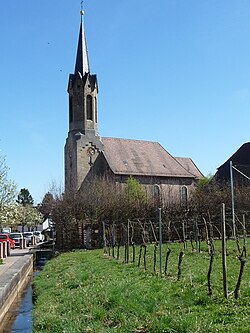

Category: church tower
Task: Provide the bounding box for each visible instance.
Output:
[65,10,103,192]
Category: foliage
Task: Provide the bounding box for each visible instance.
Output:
[0,203,20,229]
[16,188,34,206]
[17,205,43,231]
[39,192,55,220]
[51,173,250,250]
[0,155,17,229]
[59,176,150,222]
[125,176,146,202]
[196,174,214,190]
[15,187,43,230]
[51,176,156,249]
[0,156,16,208]
[0,156,42,231]
[33,241,250,333]
[191,180,250,218]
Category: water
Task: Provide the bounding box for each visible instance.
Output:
[10,284,33,333]
[1,254,50,333]
[8,266,46,333]
[0,278,33,333]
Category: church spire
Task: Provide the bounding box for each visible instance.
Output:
[74,9,90,76]
[65,2,103,192]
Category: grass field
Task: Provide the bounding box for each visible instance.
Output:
[33,240,250,333]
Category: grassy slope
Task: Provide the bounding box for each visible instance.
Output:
[33,241,250,333]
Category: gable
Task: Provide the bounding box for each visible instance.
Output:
[216,142,250,182]
[175,157,203,179]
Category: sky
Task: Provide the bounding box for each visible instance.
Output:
[1,0,250,203]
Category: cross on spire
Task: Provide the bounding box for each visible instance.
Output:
[80,1,84,16]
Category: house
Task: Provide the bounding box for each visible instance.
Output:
[215,142,250,185]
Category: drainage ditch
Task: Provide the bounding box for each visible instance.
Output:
[1,249,53,333]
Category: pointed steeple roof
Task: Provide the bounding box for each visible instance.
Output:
[74,11,90,76]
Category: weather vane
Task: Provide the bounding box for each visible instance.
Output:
[80,1,84,16]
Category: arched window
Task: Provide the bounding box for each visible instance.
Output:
[153,184,161,206]
[154,184,161,198]
[86,95,93,120]
[181,186,188,208]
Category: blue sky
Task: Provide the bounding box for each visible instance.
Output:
[1,0,250,203]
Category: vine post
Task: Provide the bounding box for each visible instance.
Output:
[182,222,187,249]
[221,203,228,298]
[102,221,107,254]
[127,220,130,263]
[243,214,247,255]
[230,161,236,239]
[158,208,163,276]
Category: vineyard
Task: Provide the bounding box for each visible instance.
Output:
[38,180,250,331]
[102,204,249,299]
[53,179,250,300]
[35,201,250,332]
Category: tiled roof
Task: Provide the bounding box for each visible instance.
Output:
[175,157,203,179]
[102,137,198,178]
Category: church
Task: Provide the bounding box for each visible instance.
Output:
[65,11,203,206]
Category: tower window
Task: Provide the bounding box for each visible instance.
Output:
[69,97,73,123]
[86,95,93,120]
[95,97,97,123]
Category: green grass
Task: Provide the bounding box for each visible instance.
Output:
[33,240,250,333]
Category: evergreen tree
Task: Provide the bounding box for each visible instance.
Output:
[17,188,34,206]
[125,176,146,202]
[39,192,54,219]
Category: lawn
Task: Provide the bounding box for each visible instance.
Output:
[33,240,250,333]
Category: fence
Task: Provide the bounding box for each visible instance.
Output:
[55,206,250,251]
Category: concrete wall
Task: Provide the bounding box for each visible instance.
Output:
[0,253,33,325]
